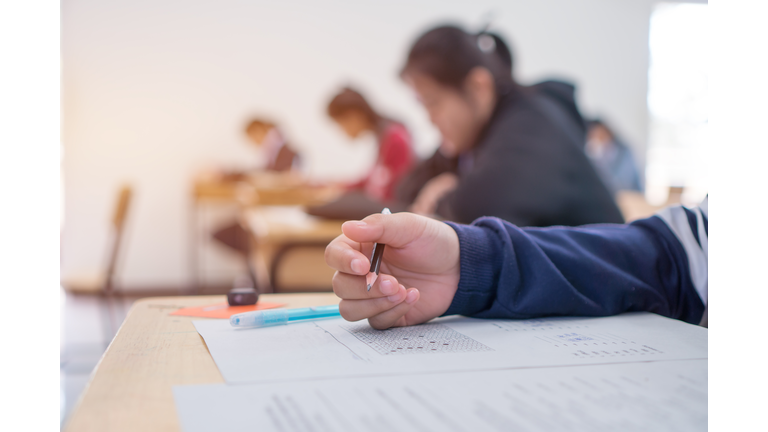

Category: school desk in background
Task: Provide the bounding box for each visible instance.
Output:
[242,205,345,293]
[189,171,343,293]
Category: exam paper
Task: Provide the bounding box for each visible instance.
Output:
[174,359,707,432]
[193,312,707,384]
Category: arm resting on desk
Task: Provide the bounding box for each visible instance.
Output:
[443,203,708,325]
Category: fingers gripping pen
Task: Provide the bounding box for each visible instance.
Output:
[366,208,391,291]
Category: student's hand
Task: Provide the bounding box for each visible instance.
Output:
[410,173,459,216]
[325,212,460,329]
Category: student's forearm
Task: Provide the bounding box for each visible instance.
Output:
[442,216,705,324]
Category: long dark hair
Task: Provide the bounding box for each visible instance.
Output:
[327,87,381,125]
[400,25,516,96]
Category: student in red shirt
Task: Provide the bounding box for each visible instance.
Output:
[327,87,415,202]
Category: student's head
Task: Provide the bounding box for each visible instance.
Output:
[327,88,380,139]
[401,25,515,157]
[245,119,277,146]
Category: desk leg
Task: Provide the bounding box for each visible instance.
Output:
[251,242,274,294]
[189,197,200,295]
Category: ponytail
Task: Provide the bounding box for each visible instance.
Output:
[480,32,512,73]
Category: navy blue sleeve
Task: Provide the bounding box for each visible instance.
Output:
[443,215,705,325]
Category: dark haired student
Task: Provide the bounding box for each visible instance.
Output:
[398,25,623,227]
[396,32,510,206]
[328,87,416,203]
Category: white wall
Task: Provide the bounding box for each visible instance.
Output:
[61,0,697,288]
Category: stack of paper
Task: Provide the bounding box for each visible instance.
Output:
[174,312,707,431]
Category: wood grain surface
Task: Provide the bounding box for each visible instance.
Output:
[64,293,340,432]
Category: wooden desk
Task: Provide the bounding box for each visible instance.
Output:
[64,293,340,432]
[615,190,683,222]
[242,206,344,292]
[189,173,342,291]
[192,173,342,206]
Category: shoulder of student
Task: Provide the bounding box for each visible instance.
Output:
[443,82,622,225]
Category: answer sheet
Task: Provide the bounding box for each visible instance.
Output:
[193,312,707,384]
[174,359,707,432]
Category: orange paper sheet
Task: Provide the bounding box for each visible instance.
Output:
[170,302,285,319]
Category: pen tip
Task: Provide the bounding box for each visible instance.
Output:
[365,272,378,291]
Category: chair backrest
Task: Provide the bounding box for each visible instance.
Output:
[269,242,335,293]
[105,185,133,294]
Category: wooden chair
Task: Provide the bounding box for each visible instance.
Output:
[104,186,132,294]
[269,242,335,292]
[61,185,133,345]
[62,185,133,295]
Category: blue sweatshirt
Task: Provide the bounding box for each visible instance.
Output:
[443,198,708,326]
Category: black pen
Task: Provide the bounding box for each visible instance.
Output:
[366,208,391,291]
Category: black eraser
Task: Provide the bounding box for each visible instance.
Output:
[227,287,259,306]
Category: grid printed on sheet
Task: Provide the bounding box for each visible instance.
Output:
[341,322,494,356]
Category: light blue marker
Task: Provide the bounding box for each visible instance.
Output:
[229,305,341,328]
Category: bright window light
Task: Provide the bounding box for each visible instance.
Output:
[646,2,708,205]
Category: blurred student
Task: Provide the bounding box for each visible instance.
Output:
[214,119,301,183]
[244,119,300,172]
[398,25,623,226]
[328,87,415,203]
[211,119,301,287]
[585,119,643,193]
[324,196,708,330]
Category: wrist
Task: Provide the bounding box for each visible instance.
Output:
[441,221,503,316]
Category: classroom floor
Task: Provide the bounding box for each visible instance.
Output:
[59,287,134,428]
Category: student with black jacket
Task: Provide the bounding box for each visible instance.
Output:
[398,25,623,227]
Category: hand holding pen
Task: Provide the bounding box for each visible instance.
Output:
[324,210,461,329]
